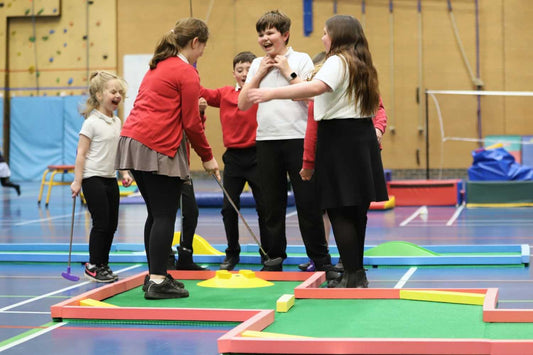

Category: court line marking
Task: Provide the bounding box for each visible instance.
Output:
[399,206,427,226]
[0,264,142,312]
[14,212,83,226]
[446,204,465,226]
[394,267,417,288]
[1,311,50,315]
[0,322,66,352]
[286,211,298,218]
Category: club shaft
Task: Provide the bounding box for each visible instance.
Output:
[67,196,76,267]
[212,174,270,259]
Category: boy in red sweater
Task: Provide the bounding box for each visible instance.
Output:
[200,51,266,270]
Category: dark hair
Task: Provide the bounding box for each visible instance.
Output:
[233,51,256,68]
[81,71,127,118]
[325,15,379,117]
[256,10,291,45]
[149,18,209,70]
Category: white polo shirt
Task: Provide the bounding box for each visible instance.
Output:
[246,47,314,140]
[314,55,363,121]
[80,110,122,179]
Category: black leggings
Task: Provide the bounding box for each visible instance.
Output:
[131,170,183,275]
[1,177,19,191]
[82,176,120,265]
[327,204,370,272]
[178,181,198,250]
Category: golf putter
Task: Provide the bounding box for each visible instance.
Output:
[61,196,80,281]
[211,173,282,267]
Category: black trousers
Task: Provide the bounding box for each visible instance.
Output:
[256,139,331,266]
[178,181,198,251]
[82,176,120,265]
[221,147,266,257]
[131,170,183,275]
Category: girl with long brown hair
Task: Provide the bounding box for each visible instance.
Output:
[247,15,388,288]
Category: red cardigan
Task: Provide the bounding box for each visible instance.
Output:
[302,97,387,169]
[121,57,213,162]
[199,86,258,149]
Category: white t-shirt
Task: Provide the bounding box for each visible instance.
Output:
[246,47,314,140]
[79,110,122,179]
[313,55,363,121]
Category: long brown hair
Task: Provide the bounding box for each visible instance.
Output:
[325,15,379,117]
[149,18,209,69]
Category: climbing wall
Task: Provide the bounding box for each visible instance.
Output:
[3,0,116,97]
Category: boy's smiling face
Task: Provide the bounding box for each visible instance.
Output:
[233,61,251,87]
[257,26,289,58]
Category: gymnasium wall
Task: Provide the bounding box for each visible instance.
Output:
[2,0,533,180]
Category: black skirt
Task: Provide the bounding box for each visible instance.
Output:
[315,118,389,209]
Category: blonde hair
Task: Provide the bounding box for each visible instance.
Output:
[81,71,127,118]
[149,18,209,69]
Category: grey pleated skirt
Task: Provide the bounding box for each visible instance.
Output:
[315,118,389,209]
[115,136,190,179]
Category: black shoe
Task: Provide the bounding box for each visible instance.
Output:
[260,263,283,271]
[175,247,208,270]
[334,269,369,289]
[142,274,184,291]
[144,275,189,300]
[175,260,208,270]
[84,263,115,283]
[298,261,311,271]
[219,256,239,271]
[333,259,344,272]
[315,263,341,287]
[102,265,119,281]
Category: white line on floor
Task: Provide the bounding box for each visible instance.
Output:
[446,204,465,226]
[0,322,66,352]
[0,264,142,312]
[286,211,298,218]
[399,207,427,226]
[14,213,82,226]
[394,267,417,288]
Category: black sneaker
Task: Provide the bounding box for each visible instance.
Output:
[102,265,118,281]
[85,263,115,283]
[333,259,344,272]
[219,256,239,271]
[175,260,208,270]
[144,275,189,300]
[142,274,184,291]
[260,264,283,271]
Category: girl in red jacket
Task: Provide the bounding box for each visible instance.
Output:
[116,18,219,300]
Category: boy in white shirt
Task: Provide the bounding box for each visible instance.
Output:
[239,10,338,281]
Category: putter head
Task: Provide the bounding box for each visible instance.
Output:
[62,268,80,282]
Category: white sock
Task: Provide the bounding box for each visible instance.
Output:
[150,278,164,284]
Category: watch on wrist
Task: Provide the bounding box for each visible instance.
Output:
[289,72,297,81]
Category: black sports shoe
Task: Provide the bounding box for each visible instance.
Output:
[219,256,239,271]
[142,274,184,291]
[333,259,344,272]
[144,275,189,300]
[260,264,283,271]
[334,269,369,288]
[85,263,115,283]
[102,265,118,281]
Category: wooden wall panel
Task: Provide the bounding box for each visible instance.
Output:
[3,0,532,171]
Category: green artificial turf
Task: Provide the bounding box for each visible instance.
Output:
[106,280,301,310]
[265,298,533,340]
